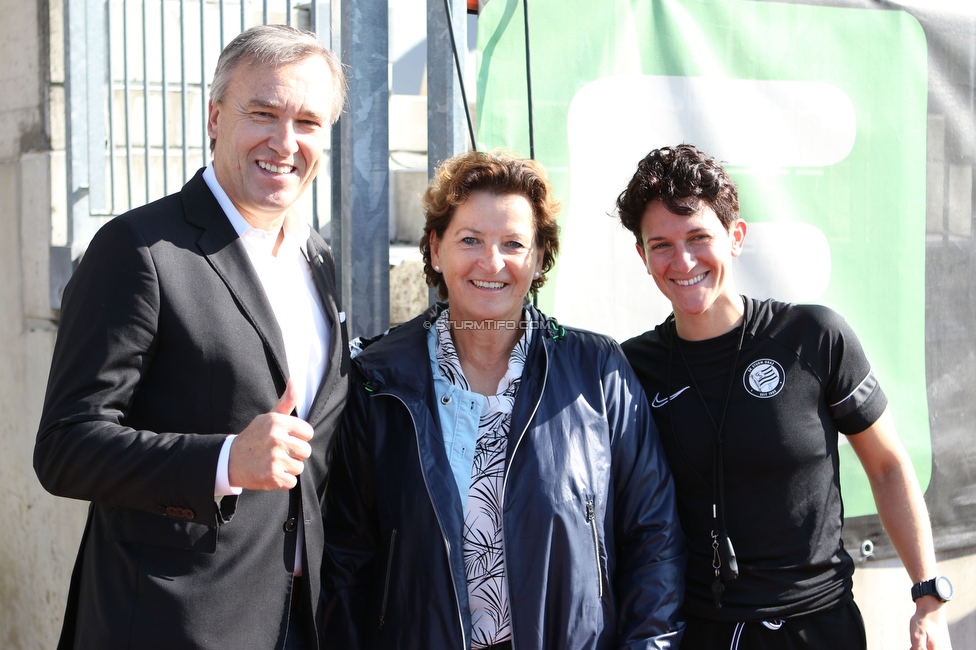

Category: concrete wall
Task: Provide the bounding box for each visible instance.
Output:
[0,1,89,648]
[855,554,976,648]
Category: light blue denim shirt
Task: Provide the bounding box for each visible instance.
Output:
[427,325,482,511]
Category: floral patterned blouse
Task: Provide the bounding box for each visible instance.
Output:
[432,309,532,648]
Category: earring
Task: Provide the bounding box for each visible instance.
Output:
[434,265,441,272]
[533,271,541,278]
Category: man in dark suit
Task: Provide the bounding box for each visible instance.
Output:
[34,24,349,650]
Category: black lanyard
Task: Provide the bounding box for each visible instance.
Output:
[667,298,747,608]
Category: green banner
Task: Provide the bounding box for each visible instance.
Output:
[477,0,930,518]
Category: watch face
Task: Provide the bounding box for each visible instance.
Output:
[935,576,953,601]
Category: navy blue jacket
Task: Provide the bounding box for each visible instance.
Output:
[321,304,686,649]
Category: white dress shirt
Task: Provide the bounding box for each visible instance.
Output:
[203,164,332,574]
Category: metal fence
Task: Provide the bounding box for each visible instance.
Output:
[63,0,333,262]
[60,0,467,338]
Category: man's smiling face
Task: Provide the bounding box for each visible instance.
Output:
[207,55,334,230]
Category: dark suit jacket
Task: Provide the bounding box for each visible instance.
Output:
[35,169,350,650]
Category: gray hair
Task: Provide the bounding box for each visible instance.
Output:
[209,24,346,151]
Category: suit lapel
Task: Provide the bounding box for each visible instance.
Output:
[181,171,291,389]
[303,233,349,427]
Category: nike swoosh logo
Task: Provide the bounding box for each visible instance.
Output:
[651,386,691,408]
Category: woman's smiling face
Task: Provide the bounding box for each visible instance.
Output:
[637,198,746,332]
[430,191,544,324]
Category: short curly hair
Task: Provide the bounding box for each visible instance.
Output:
[420,150,561,300]
[616,144,739,246]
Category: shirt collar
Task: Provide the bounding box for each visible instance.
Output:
[431,307,533,394]
[203,162,311,258]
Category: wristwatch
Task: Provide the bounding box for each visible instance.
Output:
[911,576,953,603]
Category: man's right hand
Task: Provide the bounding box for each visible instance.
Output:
[227,380,314,491]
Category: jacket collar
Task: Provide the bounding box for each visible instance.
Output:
[353,301,563,398]
[352,303,446,402]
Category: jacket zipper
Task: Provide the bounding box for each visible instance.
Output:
[378,391,468,650]
[378,528,397,630]
[586,499,604,599]
[499,336,550,650]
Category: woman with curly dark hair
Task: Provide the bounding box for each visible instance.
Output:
[616,144,952,650]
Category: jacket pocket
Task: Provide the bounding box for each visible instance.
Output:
[586,499,604,599]
[379,528,397,630]
[102,504,217,553]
